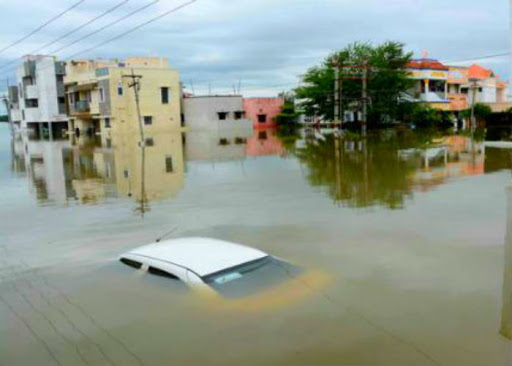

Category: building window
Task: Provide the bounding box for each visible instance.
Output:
[161,87,169,104]
[165,156,173,173]
[219,138,230,145]
[86,91,92,103]
[117,82,123,96]
[99,88,104,102]
[106,138,112,148]
[145,137,154,147]
[22,110,25,119]
[218,112,229,120]
[58,97,65,104]
[234,111,245,120]
[26,99,38,108]
[235,137,246,144]
[257,114,267,123]
[105,117,111,128]
[258,131,267,140]
[144,116,153,125]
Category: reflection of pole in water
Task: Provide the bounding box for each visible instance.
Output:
[500,185,512,339]
[136,146,148,217]
[334,135,342,204]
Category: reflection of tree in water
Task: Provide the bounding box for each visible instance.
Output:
[286,129,438,209]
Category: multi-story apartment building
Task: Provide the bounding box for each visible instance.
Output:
[10,55,68,137]
[64,57,181,143]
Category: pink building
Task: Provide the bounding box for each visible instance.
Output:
[243,97,284,129]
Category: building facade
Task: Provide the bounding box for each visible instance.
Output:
[243,97,284,129]
[182,95,251,130]
[406,57,509,112]
[64,57,181,142]
[11,55,68,137]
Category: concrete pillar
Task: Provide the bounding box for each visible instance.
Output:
[500,185,512,339]
[48,122,53,141]
[424,79,430,94]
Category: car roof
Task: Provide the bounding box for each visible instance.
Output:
[124,237,268,277]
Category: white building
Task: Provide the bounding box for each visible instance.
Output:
[11,55,68,138]
[182,95,252,130]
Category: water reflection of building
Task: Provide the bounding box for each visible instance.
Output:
[13,129,185,206]
[112,132,184,202]
[14,134,70,203]
[290,130,499,209]
[401,136,486,191]
[185,127,253,162]
[246,129,286,157]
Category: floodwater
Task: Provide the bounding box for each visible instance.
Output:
[1,123,512,366]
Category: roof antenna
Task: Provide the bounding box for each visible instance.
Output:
[155,226,178,243]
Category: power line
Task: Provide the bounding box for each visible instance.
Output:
[0,0,162,77]
[0,0,132,72]
[0,0,86,55]
[51,0,161,55]
[37,0,132,55]
[67,0,197,60]
[443,52,510,64]
[0,0,197,80]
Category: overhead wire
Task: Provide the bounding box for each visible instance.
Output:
[50,0,161,55]
[66,0,197,60]
[0,0,191,78]
[0,0,86,55]
[0,0,132,72]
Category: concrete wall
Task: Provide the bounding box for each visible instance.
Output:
[243,97,284,129]
[14,55,68,131]
[183,96,249,129]
[108,66,181,136]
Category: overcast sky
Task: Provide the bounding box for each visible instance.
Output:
[0,0,509,97]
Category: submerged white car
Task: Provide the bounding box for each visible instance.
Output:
[119,237,303,299]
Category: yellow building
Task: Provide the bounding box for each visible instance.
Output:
[64,57,181,140]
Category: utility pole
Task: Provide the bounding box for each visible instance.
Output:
[334,62,340,123]
[469,78,478,132]
[123,69,144,146]
[361,61,368,135]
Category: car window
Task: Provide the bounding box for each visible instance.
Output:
[203,257,303,299]
[148,266,180,280]
[120,257,142,269]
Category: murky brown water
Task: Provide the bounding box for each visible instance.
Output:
[1,123,512,366]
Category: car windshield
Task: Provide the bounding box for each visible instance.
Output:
[202,256,303,299]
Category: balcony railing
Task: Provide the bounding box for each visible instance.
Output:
[75,100,90,112]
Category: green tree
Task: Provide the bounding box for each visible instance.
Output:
[275,101,298,126]
[295,41,414,125]
[460,103,492,120]
[408,103,442,128]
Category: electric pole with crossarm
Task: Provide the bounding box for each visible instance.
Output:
[123,69,145,146]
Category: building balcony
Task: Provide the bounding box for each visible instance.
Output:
[419,92,449,103]
[24,107,41,122]
[75,100,90,112]
[25,84,38,99]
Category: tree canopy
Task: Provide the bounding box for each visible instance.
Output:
[295,41,414,125]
